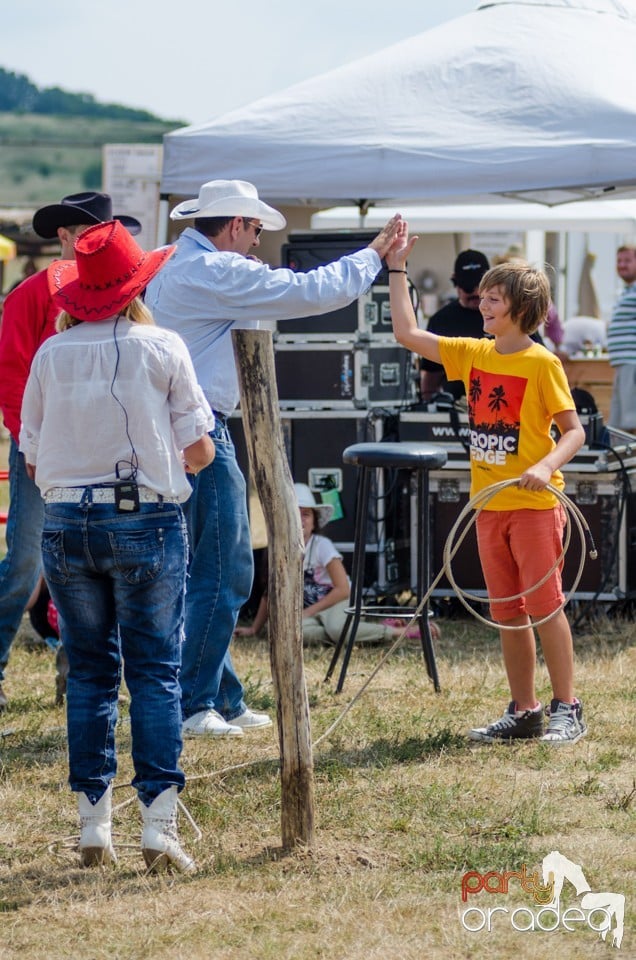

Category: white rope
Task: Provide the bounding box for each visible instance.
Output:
[442,479,596,629]
[164,479,597,760]
[44,481,595,805]
[313,479,597,747]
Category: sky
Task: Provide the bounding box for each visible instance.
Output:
[4,0,478,126]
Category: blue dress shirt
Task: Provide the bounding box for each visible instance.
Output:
[145,227,382,414]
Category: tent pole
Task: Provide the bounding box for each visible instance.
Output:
[156,195,171,246]
[357,199,371,227]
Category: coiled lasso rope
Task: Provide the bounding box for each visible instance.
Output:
[442,478,597,629]
[168,479,599,772]
[313,478,598,746]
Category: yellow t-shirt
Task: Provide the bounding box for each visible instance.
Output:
[439,337,575,510]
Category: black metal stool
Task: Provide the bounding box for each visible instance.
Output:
[325,441,448,693]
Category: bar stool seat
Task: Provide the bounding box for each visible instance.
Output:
[325,441,448,692]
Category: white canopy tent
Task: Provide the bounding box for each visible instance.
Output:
[161,0,636,208]
[310,200,636,233]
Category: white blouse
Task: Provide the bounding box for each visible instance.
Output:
[19,317,214,501]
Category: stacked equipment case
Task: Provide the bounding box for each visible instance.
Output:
[274,232,416,592]
[275,232,417,411]
[233,231,418,595]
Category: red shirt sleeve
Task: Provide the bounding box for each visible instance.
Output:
[0,270,59,442]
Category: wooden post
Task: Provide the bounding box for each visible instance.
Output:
[232,328,315,849]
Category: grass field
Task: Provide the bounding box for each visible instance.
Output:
[0,603,634,959]
[0,439,634,958]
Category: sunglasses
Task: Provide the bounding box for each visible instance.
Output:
[244,219,263,238]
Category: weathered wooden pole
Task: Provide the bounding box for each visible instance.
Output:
[232,328,315,850]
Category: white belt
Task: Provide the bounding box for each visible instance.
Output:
[44,486,179,504]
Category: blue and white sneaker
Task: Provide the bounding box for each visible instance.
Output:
[541,699,587,745]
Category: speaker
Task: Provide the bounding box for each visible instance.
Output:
[428,470,629,602]
[278,231,389,335]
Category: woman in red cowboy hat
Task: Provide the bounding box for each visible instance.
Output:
[19,220,215,873]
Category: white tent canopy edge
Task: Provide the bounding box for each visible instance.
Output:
[309,200,636,234]
[161,0,636,207]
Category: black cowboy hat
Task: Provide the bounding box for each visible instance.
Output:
[32,191,142,240]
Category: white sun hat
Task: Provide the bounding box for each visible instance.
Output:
[294,483,335,529]
[170,179,286,230]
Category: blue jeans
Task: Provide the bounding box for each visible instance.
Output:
[41,494,188,805]
[180,417,253,721]
[0,438,45,681]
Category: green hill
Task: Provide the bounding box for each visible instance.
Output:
[0,113,180,206]
[0,67,183,206]
[0,65,181,123]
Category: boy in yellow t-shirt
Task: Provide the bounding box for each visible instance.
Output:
[387,221,587,744]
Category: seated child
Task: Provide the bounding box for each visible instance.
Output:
[235,483,438,646]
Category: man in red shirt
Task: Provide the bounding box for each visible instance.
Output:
[0,193,140,708]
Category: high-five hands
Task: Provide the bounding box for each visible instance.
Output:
[367,213,405,259]
[385,219,418,270]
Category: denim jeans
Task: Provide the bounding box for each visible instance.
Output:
[0,438,45,681]
[180,416,253,721]
[41,494,188,805]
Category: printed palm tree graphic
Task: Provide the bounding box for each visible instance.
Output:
[469,377,482,405]
[488,385,509,413]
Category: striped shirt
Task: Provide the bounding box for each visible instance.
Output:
[608,282,636,366]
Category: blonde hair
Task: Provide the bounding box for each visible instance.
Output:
[56,296,155,332]
[479,262,551,334]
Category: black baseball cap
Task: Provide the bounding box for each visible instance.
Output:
[452,249,490,293]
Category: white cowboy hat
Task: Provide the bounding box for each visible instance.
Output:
[294,483,334,529]
[170,179,286,230]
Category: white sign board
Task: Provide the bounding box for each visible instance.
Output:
[102,144,163,250]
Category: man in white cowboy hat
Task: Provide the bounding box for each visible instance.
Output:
[0,193,142,711]
[145,178,403,738]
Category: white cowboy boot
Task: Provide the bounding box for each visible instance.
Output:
[78,785,116,866]
[139,786,196,873]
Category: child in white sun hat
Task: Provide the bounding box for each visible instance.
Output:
[235,483,438,646]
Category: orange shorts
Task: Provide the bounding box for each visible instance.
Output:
[475,506,566,621]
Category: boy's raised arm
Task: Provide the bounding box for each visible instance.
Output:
[386,222,443,363]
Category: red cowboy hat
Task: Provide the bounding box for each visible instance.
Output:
[48,220,175,322]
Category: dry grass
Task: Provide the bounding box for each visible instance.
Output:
[0,611,634,960]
